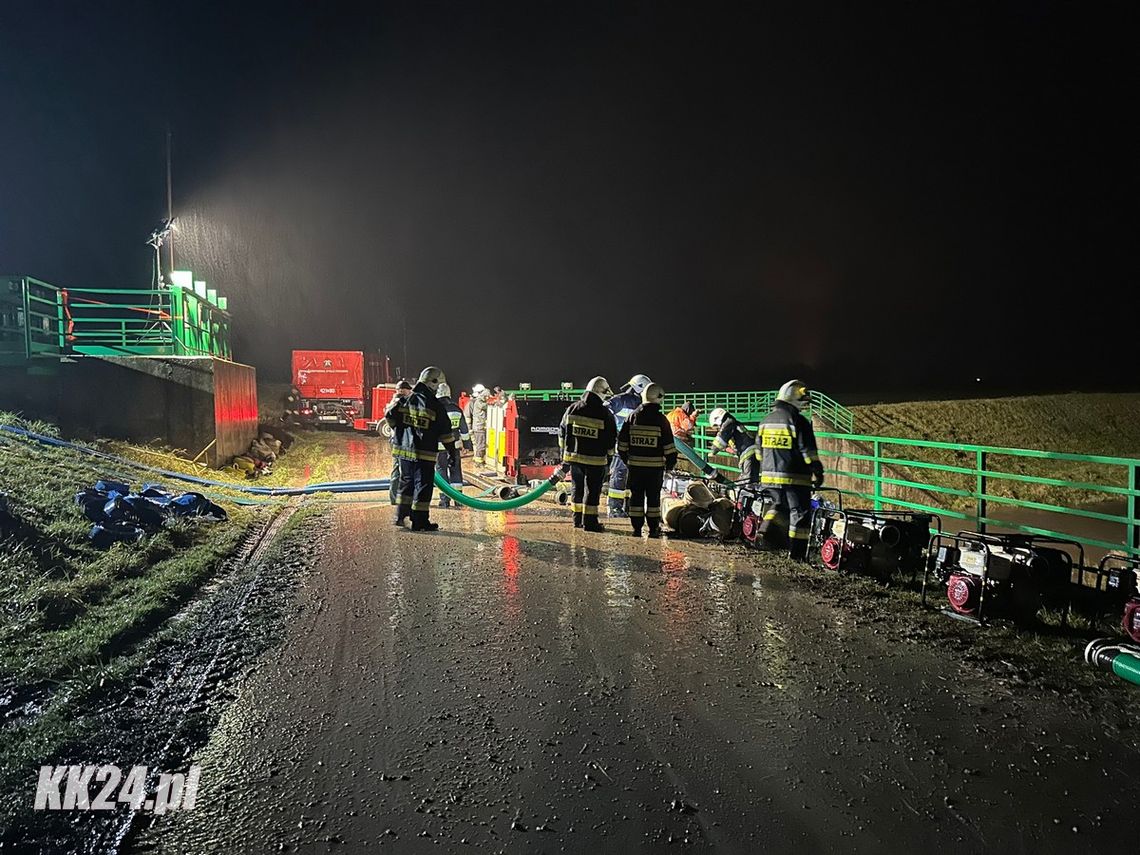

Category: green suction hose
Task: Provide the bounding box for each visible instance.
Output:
[433,465,569,511]
[1085,639,1140,687]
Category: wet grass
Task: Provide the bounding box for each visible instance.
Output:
[849,393,1140,512]
[0,412,260,685]
[0,499,328,841]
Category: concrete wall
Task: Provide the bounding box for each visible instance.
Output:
[0,356,258,468]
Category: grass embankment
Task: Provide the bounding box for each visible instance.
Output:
[0,414,257,687]
[843,393,1140,513]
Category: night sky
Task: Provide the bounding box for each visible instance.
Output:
[0,2,1134,398]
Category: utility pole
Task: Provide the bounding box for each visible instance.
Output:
[165,126,174,277]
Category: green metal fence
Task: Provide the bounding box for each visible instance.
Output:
[0,276,232,361]
[689,424,1140,558]
[507,388,855,432]
[1,276,66,365]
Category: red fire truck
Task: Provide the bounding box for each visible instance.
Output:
[291,350,365,428]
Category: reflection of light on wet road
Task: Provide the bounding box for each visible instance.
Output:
[500,535,521,623]
[659,549,693,645]
[601,554,633,618]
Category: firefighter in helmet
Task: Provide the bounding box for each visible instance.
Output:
[756,379,824,560]
[464,383,490,466]
[434,382,472,509]
[605,373,652,516]
[559,376,618,532]
[618,382,677,537]
[708,407,759,484]
[386,367,458,531]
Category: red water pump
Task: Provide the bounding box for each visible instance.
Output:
[1090,555,1140,643]
[923,532,1081,625]
[810,507,936,581]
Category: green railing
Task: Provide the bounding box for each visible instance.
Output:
[0,276,232,361]
[689,425,1140,558]
[0,276,66,365]
[507,388,855,431]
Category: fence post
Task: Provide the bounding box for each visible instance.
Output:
[976,450,987,534]
[1130,464,1139,555]
[872,439,882,511]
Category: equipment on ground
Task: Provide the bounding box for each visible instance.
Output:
[809,505,936,580]
[1086,555,1140,643]
[923,531,1081,625]
[434,465,568,510]
[1085,638,1140,687]
[291,350,365,428]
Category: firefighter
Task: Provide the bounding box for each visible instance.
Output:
[708,407,759,485]
[666,400,698,442]
[386,367,458,531]
[464,383,489,467]
[386,380,413,507]
[756,379,824,560]
[435,382,472,509]
[618,383,677,537]
[606,373,652,517]
[559,376,618,532]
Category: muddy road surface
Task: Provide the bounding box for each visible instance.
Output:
[134,437,1136,854]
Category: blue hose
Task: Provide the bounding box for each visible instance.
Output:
[0,424,392,496]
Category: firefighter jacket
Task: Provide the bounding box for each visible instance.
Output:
[756,400,823,487]
[607,389,642,433]
[618,403,678,470]
[438,397,473,452]
[559,392,618,467]
[386,382,457,463]
[711,413,755,456]
[463,394,488,429]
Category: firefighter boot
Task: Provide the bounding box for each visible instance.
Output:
[411,511,439,532]
[647,523,662,539]
[583,517,606,533]
[789,538,808,561]
[572,511,583,528]
[631,521,642,536]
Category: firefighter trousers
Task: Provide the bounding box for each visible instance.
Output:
[738,446,759,485]
[628,467,664,533]
[570,463,604,527]
[607,455,629,511]
[397,458,437,525]
[436,450,462,508]
[761,485,812,560]
[471,426,487,464]
[389,453,401,506]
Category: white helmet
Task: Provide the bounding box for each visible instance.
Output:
[418,366,446,393]
[777,379,811,410]
[708,407,727,427]
[472,382,487,396]
[641,382,665,405]
[437,382,452,399]
[627,374,652,395]
[586,376,613,399]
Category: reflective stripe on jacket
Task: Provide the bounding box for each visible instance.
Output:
[560,392,618,467]
[757,400,819,487]
[617,403,678,469]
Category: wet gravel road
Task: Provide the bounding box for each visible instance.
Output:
[138,443,1136,854]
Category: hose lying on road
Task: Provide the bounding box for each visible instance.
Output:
[433,465,569,511]
[0,424,392,497]
[1085,638,1140,687]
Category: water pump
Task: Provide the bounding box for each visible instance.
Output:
[1088,555,1140,643]
[923,532,1081,625]
[809,507,935,581]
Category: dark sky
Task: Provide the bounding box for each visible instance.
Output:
[0,1,1134,396]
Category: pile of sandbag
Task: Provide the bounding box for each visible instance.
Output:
[75,480,227,548]
[232,426,294,478]
[664,481,736,539]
